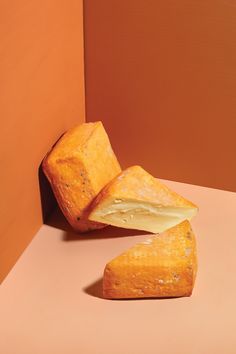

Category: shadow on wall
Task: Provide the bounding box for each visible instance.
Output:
[38,131,67,223]
[38,162,57,224]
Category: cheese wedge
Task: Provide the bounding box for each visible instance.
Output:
[103,220,197,299]
[42,121,121,232]
[89,165,198,233]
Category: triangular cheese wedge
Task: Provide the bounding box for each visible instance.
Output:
[103,220,197,299]
[89,166,198,233]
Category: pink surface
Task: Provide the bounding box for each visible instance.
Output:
[1,180,236,354]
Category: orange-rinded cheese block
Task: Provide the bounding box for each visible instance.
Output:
[43,121,121,232]
[89,165,198,233]
[103,220,197,299]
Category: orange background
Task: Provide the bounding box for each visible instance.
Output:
[1,0,236,282]
[84,0,236,192]
[0,0,85,282]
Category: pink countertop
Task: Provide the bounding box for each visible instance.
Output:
[1,180,236,354]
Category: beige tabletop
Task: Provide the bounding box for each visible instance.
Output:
[1,179,236,354]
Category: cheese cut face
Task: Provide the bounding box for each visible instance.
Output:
[103,220,197,299]
[42,121,121,232]
[89,166,198,233]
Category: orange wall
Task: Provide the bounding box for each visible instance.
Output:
[0,0,85,282]
[84,0,236,192]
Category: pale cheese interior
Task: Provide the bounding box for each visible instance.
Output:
[89,199,198,233]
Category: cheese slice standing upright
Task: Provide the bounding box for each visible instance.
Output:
[89,165,198,233]
[103,220,197,299]
[43,121,121,232]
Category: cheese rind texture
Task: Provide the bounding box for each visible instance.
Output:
[103,220,197,299]
[42,122,121,232]
[89,165,198,233]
